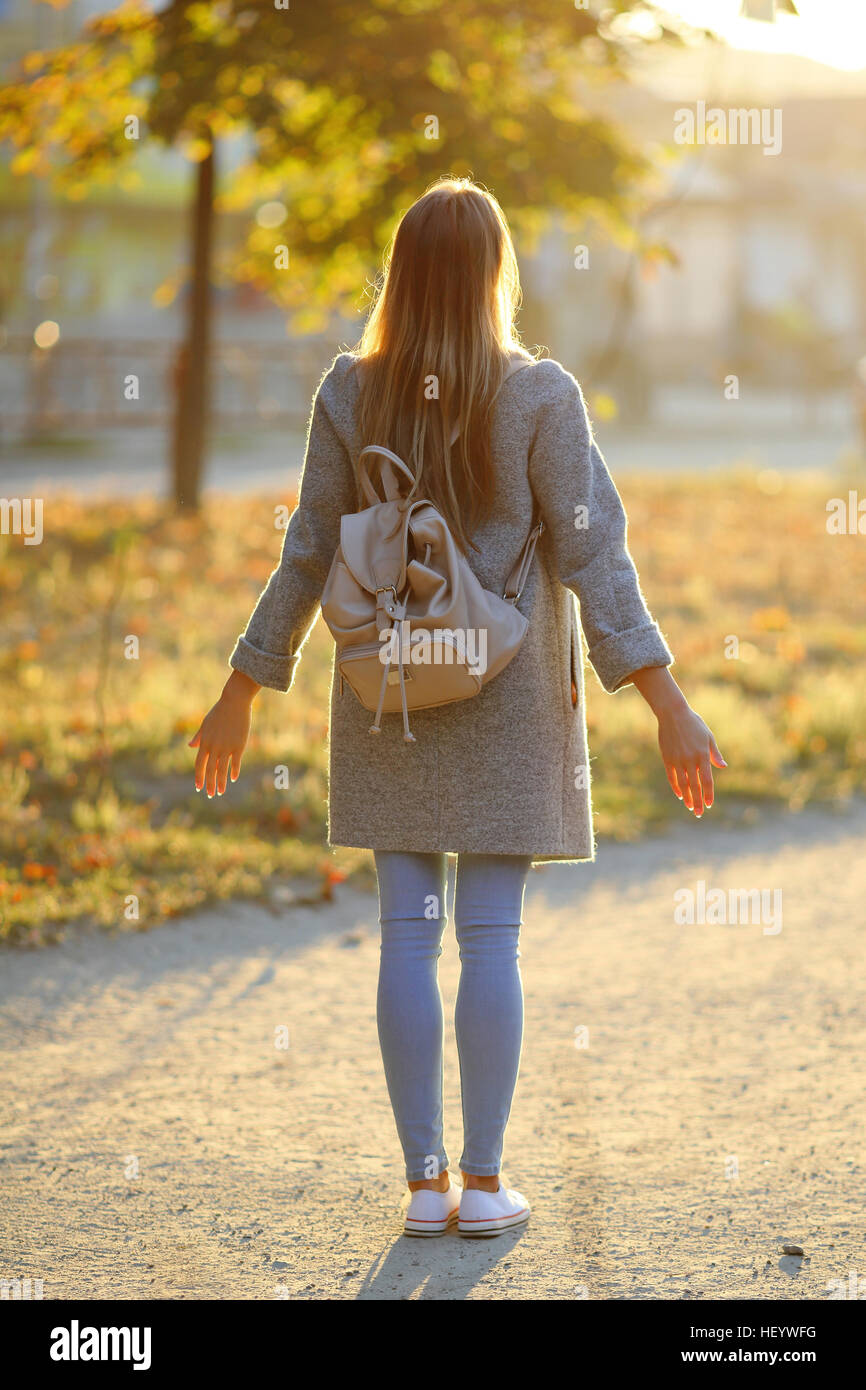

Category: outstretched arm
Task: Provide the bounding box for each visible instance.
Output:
[228,371,356,693]
[189,357,356,797]
[528,360,726,817]
[527,361,673,693]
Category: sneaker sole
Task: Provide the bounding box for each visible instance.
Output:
[458,1207,530,1238]
[403,1210,460,1238]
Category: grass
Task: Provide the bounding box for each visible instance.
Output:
[1,468,864,943]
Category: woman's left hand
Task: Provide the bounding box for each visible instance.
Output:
[656,703,726,817]
[628,666,727,817]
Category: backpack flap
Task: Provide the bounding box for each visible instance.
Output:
[339,499,409,597]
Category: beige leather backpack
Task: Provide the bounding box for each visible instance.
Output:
[321,421,543,743]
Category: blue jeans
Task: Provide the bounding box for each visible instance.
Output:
[374,850,532,1181]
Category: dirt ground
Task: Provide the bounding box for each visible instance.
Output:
[1,803,864,1301]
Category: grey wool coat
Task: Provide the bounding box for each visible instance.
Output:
[229,351,674,863]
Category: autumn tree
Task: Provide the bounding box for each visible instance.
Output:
[0,0,701,508]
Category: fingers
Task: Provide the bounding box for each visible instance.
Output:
[216,753,231,797]
[680,761,716,816]
[687,764,705,817]
[205,749,220,798]
[665,723,727,817]
[193,736,236,798]
[679,765,696,814]
[709,733,727,769]
[194,743,209,792]
[699,756,715,809]
[188,728,202,748]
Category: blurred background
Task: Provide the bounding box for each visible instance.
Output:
[1,0,864,942]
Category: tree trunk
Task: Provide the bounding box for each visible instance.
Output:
[171,138,215,511]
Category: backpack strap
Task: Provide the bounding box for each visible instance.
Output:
[358,445,420,506]
[359,445,543,604]
[503,517,545,605]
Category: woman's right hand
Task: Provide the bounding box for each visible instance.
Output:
[189,670,260,797]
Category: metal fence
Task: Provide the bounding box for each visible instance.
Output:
[0,336,327,437]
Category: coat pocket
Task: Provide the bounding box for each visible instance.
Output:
[569,613,580,710]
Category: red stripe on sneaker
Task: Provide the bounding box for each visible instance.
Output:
[405,1211,459,1223]
[459,1206,528,1223]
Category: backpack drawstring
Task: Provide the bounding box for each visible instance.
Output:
[396,647,415,742]
[368,655,390,736]
[369,609,416,743]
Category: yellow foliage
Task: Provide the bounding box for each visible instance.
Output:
[180,136,212,163]
[10,147,41,175]
[752,606,791,632]
[587,392,618,423]
[152,280,179,308]
[427,49,461,92]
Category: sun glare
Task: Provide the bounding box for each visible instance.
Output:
[667,0,866,71]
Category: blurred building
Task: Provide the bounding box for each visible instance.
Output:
[1,14,864,446]
[522,70,866,428]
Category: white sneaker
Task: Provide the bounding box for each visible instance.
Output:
[458,1185,530,1237]
[403,1179,462,1237]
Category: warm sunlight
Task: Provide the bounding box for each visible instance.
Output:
[3,0,865,1333]
[667,0,866,70]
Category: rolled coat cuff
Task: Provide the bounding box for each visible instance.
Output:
[229,634,301,693]
[587,622,673,694]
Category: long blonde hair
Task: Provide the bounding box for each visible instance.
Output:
[354,178,533,552]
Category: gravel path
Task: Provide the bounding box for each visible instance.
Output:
[2,804,864,1301]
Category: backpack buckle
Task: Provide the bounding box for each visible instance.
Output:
[375,585,399,634]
